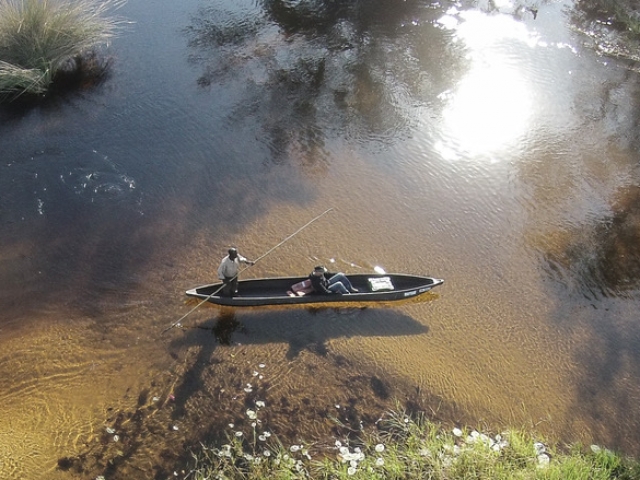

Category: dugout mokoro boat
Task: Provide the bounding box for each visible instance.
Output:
[185,273,444,307]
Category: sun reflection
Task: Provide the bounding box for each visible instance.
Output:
[436,11,537,159]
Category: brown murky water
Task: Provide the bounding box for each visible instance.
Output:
[2,0,640,478]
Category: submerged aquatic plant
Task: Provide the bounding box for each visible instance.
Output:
[0,0,125,100]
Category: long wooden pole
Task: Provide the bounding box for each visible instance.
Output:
[161,208,334,334]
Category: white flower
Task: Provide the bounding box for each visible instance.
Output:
[106,427,115,434]
[537,453,550,468]
[534,442,546,455]
[246,409,257,419]
[452,427,463,437]
[341,452,364,463]
[263,450,271,457]
[347,466,357,475]
[235,431,243,437]
[258,435,267,442]
[290,445,301,453]
[228,423,234,428]
[590,445,602,453]
[244,384,253,393]
[335,440,342,448]
[256,400,266,408]
[263,431,271,438]
[259,363,266,368]
[253,371,259,376]
[375,443,385,453]
[492,435,508,452]
[376,457,385,466]
[339,446,350,455]
[112,435,119,442]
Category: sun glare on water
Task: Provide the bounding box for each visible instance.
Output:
[435,10,537,159]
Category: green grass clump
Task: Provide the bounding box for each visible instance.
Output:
[0,0,123,100]
[184,408,640,480]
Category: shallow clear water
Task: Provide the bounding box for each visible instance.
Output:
[2,0,640,477]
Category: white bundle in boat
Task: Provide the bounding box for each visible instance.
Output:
[368,277,394,292]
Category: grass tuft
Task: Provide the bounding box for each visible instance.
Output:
[0,0,124,100]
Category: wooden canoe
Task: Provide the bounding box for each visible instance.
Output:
[186,273,444,307]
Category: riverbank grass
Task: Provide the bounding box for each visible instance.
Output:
[186,409,640,479]
[0,0,123,100]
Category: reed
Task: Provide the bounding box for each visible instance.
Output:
[0,0,123,100]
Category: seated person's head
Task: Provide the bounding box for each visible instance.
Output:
[313,266,326,276]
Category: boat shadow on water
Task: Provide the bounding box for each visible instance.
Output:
[166,305,432,420]
[172,302,432,358]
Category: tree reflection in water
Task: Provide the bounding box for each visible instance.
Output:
[184,0,461,165]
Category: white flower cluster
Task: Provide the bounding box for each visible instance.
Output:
[334,440,386,475]
[434,427,512,468]
[452,427,509,452]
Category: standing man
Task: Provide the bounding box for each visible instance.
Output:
[217,247,255,297]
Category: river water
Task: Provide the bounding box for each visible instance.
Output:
[2,0,640,478]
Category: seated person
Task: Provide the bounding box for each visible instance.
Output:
[308,266,358,294]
